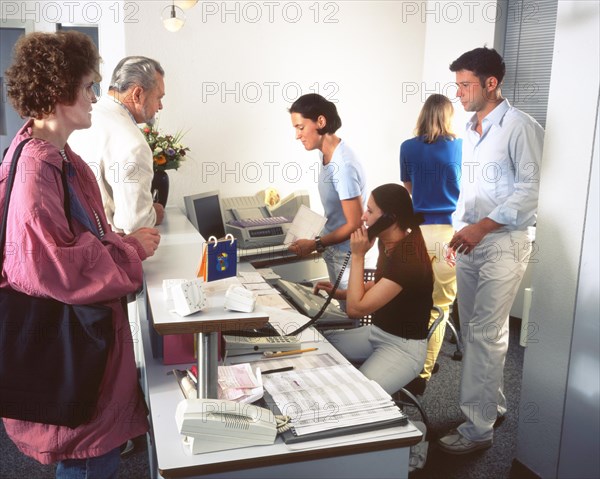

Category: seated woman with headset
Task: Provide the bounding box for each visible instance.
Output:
[314,183,433,394]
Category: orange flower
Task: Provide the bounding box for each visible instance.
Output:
[154,154,167,165]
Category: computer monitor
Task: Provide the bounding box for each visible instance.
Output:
[184,191,226,240]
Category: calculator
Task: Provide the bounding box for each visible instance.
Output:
[223,334,301,356]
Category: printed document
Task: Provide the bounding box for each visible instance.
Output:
[284,205,327,244]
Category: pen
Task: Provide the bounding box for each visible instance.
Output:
[186,369,197,384]
[261,366,294,375]
[264,347,318,358]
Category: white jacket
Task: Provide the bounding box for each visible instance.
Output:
[70,96,157,234]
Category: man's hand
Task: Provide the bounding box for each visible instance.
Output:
[449,218,501,255]
[288,238,316,257]
[153,203,165,225]
[128,227,161,258]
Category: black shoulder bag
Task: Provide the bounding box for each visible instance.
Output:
[0,139,114,428]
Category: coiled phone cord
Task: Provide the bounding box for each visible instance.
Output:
[286,251,351,337]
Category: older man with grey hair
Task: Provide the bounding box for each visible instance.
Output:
[71,56,166,234]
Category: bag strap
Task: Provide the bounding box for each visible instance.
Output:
[0,138,72,266]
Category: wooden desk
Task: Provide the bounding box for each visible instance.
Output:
[139,207,422,478]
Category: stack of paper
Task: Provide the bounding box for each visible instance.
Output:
[262,364,407,438]
[217,363,264,403]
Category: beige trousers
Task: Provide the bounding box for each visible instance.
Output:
[419,224,457,380]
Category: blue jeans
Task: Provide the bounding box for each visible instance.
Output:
[56,447,120,479]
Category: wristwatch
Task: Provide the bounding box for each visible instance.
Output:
[315,236,325,253]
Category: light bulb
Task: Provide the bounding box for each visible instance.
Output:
[161,4,186,32]
[175,0,198,9]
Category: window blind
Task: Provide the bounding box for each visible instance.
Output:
[501,0,558,127]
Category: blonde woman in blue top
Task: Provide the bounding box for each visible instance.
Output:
[400,94,462,394]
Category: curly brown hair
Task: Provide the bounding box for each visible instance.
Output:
[5,31,101,119]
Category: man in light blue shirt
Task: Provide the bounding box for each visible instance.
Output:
[437,47,544,455]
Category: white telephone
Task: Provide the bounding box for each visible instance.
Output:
[224,285,257,313]
[171,279,206,316]
[175,398,277,454]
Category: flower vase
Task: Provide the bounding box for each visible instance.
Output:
[151,170,169,207]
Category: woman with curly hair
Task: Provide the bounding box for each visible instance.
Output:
[2,31,160,479]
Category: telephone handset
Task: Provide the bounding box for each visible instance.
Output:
[367,213,396,241]
[176,398,277,454]
[288,213,396,336]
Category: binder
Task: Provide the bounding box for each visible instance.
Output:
[261,391,408,444]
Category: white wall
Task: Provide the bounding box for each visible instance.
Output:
[420,0,498,130]
[516,1,600,477]
[122,1,424,212]
[120,1,495,212]
[1,1,496,212]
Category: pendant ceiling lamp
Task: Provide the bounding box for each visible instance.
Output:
[162,1,185,32]
[175,1,198,9]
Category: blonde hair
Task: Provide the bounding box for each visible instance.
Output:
[414,94,456,143]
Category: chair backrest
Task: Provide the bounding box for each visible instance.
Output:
[359,269,377,326]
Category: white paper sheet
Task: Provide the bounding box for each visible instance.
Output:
[284,205,327,244]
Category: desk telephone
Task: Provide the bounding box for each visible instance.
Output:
[176,398,277,454]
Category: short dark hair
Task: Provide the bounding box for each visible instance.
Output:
[289,94,342,135]
[449,47,506,87]
[6,31,101,119]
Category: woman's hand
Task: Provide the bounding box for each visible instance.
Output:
[288,238,316,257]
[313,281,346,300]
[350,225,373,257]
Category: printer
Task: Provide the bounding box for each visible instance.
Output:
[221,190,309,249]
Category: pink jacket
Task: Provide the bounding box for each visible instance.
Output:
[1,121,149,464]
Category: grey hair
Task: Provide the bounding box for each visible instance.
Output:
[109,56,164,93]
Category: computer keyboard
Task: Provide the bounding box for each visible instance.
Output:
[228,216,291,228]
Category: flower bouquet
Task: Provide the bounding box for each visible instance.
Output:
[141,124,190,172]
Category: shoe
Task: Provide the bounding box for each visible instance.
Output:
[120,440,134,457]
[404,376,427,396]
[432,363,440,374]
[437,429,492,455]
